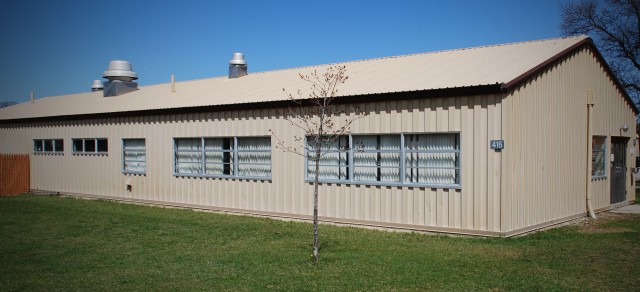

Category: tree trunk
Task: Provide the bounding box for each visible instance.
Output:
[312,145,320,261]
[312,117,324,262]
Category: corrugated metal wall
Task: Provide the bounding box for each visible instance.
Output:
[0,95,503,235]
[586,49,637,209]
[501,47,636,233]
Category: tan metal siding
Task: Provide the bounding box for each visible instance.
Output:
[0,96,503,234]
[588,49,637,208]
[501,47,636,232]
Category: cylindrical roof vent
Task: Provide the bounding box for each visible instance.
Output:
[230,53,247,65]
[229,53,247,78]
[103,60,138,82]
[91,80,103,91]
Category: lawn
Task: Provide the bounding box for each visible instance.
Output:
[0,194,639,291]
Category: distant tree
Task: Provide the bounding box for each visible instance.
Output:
[561,0,640,104]
[0,101,17,108]
[270,65,365,262]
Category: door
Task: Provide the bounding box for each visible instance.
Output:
[610,137,628,204]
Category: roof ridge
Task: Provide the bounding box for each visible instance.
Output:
[190,35,590,79]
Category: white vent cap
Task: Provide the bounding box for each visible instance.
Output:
[91,80,103,90]
[229,53,247,65]
[103,60,138,81]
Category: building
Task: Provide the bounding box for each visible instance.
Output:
[0,35,636,237]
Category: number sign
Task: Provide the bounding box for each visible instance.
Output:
[490,140,504,150]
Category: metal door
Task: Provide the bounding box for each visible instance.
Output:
[610,137,628,204]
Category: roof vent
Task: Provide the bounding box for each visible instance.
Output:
[103,60,138,82]
[102,60,139,97]
[229,52,247,78]
[91,80,103,91]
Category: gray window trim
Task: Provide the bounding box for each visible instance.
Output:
[173,136,272,181]
[591,135,607,179]
[305,132,461,189]
[122,138,146,175]
[33,138,64,154]
[72,138,108,155]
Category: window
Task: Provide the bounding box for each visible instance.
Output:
[306,133,460,187]
[175,138,202,175]
[307,136,350,180]
[405,134,460,185]
[123,139,146,174]
[204,138,234,175]
[353,135,401,182]
[72,138,108,154]
[174,137,271,179]
[592,136,606,178]
[73,139,83,152]
[97,139,108,152]
[237,137,272,177]
[33,139,63,154]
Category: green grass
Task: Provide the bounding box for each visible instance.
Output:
[1,194,639,291]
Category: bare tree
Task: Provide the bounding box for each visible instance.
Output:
[561,0,640,104]
[269,65,365,262]
[0,101,17,108]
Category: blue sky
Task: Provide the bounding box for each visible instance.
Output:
[0,0,565,104]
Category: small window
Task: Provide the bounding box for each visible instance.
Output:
[592,136,606,178]
[73,139,84,152]
[33,139,64,154]
[34,140,44,152]
[44,140,54,152]
[97,139,108,153]
[54,140,63,152]
[72,138,108,155]
[123,139,146,174]
[84,139,96,152]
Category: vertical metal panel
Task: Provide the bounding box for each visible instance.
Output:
[460,96,475,230]
[487,94,502,231]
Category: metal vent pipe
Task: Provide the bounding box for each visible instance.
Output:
[229,53,247,78]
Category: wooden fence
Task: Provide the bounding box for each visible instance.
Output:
[0,154,30,196]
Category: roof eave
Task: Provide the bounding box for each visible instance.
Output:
[501,36,639,114]
[0,84,504,125]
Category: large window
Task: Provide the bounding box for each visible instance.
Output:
[72,138,108,154]
[174,137,271,179]
[306,133,460,187]
[123,139,146,174]
[33,139,63,154]
[592,136,606,178]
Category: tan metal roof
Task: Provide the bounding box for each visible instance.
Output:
[0,35,591,121]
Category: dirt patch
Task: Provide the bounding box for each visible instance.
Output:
[577,212,637,234]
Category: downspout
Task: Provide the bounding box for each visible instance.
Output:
[586,90,596,218]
